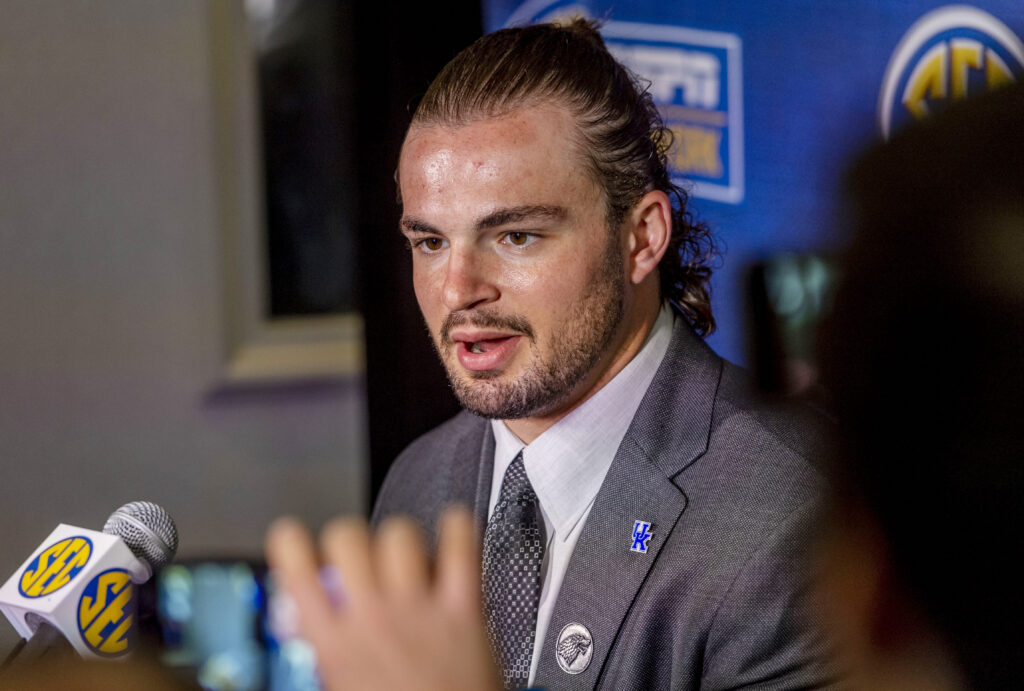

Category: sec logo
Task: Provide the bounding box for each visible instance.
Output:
[77,568,136,657]
[18,536,93,598]
[879,5,1024,138]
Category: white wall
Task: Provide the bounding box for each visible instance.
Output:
[0,0,366,651]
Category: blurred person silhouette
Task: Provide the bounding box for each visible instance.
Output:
[816,79,1024,690]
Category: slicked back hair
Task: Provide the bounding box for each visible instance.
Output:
[409,18,718,335]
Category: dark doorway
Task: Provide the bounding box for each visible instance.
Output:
[352,3,481,505]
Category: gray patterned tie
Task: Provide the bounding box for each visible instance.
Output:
[482,451,545,690]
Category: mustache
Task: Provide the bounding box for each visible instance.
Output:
[440,309,535,343]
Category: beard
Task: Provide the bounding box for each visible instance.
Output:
[434,237,625,420]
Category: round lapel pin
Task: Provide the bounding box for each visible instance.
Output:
[555,622,593,674]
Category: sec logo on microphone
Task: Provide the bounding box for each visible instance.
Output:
[77,568,136,657]
[18,536,93,598]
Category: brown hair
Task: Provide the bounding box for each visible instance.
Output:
[410,18,718,335]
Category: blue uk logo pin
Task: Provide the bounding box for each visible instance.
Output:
[630,520,653,553]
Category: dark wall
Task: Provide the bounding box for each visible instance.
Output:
[353,4,482,506]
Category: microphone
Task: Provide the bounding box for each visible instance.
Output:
[0,501,178,662]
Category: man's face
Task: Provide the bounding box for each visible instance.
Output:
[397,104,629,420]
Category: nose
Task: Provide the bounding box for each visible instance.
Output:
[442,246,499,312]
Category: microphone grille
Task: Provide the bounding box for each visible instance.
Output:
[102,501,179,572]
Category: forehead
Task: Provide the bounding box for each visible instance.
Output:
[398,104,602,217]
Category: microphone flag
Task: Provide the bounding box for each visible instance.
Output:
[0,523,150,659]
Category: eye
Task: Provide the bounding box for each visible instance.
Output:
[503,231,535,247]
[413,236,447,253]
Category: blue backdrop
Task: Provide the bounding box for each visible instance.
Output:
[481,1,1024,364]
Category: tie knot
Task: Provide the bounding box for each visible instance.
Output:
[493,452,537,519]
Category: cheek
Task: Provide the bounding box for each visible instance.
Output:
[505,240,602,296]
[538,247,611,300]
[500,263,543,294]
[510,265,591,322]
[411,264,444,325]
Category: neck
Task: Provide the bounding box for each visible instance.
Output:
[503,292,663,444]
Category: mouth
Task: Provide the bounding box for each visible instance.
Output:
[463,336,515,354]
[451,332,523,372]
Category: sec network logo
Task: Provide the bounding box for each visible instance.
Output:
[879,5,1024,138]
[77,568,136,657]
[604,21,745,204]
[499,4,744,204]
[18,536,93,598]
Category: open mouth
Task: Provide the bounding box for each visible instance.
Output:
[453,334,522,371]
[467,336,515,354]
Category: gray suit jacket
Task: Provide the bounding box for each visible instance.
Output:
[373,319,836,690]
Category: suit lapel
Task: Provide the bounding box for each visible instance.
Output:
[533,440,688,689]
[398,412,492,547]
[430,412,494,538]
[533,320,723,690]
[472,422,496,535]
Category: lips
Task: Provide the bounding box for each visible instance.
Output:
[451,331,522,371]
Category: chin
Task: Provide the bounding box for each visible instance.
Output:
[451,375,575,421]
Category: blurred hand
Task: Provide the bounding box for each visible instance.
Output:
[265,508,500,691]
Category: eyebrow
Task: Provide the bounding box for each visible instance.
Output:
[400,204,569,236]
[399,217,439,235]
[476,204,569,229]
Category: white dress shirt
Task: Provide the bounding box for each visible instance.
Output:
[488,304,674,684]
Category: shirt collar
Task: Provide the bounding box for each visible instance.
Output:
[491,304,675,540]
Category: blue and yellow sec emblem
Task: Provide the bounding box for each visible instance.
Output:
[18,536,93,598]
[879,5,1024,138]
[77,568,136,657]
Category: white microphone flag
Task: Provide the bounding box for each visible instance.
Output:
[0,523,149,659]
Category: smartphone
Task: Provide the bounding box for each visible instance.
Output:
[156,559,320,691]
[747,253,839,398]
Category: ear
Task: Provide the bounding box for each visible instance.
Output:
[625,190,672,285]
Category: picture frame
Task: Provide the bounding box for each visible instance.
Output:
[207,0,363,384]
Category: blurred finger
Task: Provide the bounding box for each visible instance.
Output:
[435,507,482,613]
[375,517,430,600]
[264,517,336,642]
[321,517,376,606]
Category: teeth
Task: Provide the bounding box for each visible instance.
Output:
[470,342,484,354]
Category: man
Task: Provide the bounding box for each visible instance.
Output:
[269,19,835,691]
[371,19,834,690]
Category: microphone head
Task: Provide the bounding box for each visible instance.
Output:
[102,501,178,573]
